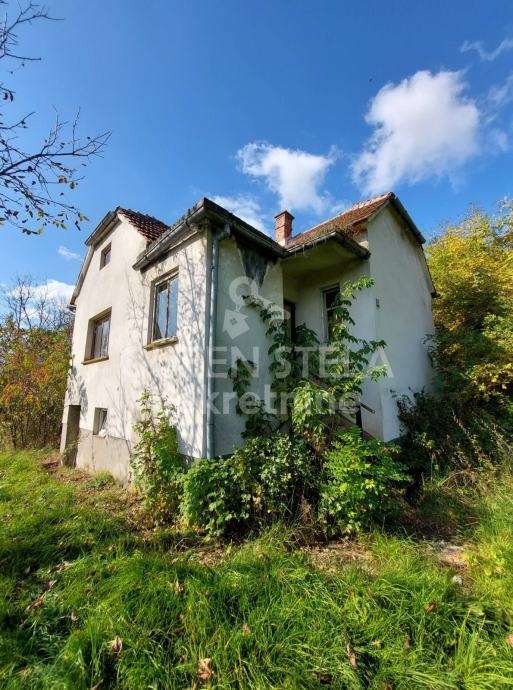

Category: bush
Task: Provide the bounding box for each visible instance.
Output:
[319,428,409,535]
[0,320,70,448]
[182,434,315,536]
[397,391,513,484]
[130,392,185,523]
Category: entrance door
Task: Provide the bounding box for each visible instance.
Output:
[283,301,296,341]
[63,405,81,467]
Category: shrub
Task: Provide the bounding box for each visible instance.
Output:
[131,392,185,523]
[182,434,315,536]
[397,391,513,484]
[319,428,409,535]
[0,320,70,448]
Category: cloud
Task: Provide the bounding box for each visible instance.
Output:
[352,70,480,195]
[237,142,338,214]
[58,245,81,261]
[30,279,75,303]
[461,38,513,62]
[211,194,268,233]
[488,72,513,109]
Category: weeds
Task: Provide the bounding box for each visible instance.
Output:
[1,450,513,688]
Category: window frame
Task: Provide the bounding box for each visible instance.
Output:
[88,310,111,360]
[321,284,341,342]
[150,271,179,344]
[100,243,111,269]
[93,407,108,435]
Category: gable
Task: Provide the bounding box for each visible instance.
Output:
[285,193,425,253]
[367,205,435,297]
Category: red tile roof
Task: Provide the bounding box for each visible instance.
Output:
[285,193,393,250]
[117,207,168,242]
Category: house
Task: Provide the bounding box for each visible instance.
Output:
[60,193,436,481]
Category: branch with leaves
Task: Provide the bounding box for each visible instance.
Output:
[235,277,386,447]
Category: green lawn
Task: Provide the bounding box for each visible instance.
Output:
[1,451,513,689]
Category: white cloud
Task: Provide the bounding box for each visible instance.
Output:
[32,279,75,303]
[461,38,513,62]
[352,70,480,195]
[211,194,268,233]
[488,72,513,108]
[237,142,338,214]
[58,245,81,261]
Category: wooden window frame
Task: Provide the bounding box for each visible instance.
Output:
[100,243,111,269]
[93,407,108,435]
[322,285,340,342]
[150,272,178,344]
[88,310,111,360]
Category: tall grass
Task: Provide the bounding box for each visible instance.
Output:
[1,450,513,688]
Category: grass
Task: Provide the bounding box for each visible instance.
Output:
[1,451,513,688]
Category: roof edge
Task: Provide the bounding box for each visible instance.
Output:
[284,230,370,259]
[134,197,284,270]
[371,194,425,244]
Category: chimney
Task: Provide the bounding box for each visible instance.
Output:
[274,210,294,246]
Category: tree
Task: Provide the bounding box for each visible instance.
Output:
[0,276,71,447]
[428,202,513,333]
[3,274,72,330]
[427,201,513,402]
[0,1,110,234]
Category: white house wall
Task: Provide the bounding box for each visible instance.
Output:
[367,207,435,440]
[213,236,283,456]
[61,218,209,481]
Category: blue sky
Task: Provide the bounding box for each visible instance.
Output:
[1,0,513,301]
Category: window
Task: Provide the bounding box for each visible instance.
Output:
[93,408,108,436]
[90,312,111,359]
[100,244,111,269]
[322,285,340,341]
[152,274,178,341]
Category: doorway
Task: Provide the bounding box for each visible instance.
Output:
[283,300,296,341]
[63,405,81,467]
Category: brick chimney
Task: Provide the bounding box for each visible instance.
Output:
[274,210,294,246]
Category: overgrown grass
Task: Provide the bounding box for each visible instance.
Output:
[1,451,513,688]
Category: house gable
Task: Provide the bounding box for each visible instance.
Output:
[71,208,168,305]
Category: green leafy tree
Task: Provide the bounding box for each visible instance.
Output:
[0,277,71,447]
[427,201,513,402]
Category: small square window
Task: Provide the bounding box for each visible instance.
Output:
[90,312,111,359]
[322,286,340,341]
[100,244,111,269]
[93,408,108,436]
[152,274,178,341]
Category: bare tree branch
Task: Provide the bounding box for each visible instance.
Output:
[2,275,73,330]
[0,1,110,234]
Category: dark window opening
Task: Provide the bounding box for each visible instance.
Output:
[100,244,111,269]
[283,300,296,341]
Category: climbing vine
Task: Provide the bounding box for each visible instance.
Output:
[232,277,386,447]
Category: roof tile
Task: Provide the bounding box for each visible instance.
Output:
[285,193,393,250]
[117,207,168,242]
